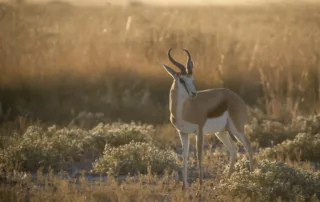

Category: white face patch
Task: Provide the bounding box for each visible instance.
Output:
[177,75,197,98]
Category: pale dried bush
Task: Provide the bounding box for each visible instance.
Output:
[0,125,87,171]
[259,133,320,162]
[246,108,320,147]
[216,158,320,202]
[0,122,155,172]
[246,113,292,147]
[89,122,153,152]
[291,114,320,135]
[92,141,179,176]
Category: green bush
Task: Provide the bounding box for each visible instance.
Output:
[259,133,320,162]
[215,159,320,201]
[92,141,179,176]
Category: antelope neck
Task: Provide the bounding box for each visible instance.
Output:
[170,82,190,123]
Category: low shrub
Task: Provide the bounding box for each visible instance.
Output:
[89,122,153,150]
[215,159,320,201]
[291,114,320,135]
[246,109,320,148]
[0,122,156,173]
[246,117,296,148]
[92,141,179,176]
[0,125,86,172]
[259,133,320,162]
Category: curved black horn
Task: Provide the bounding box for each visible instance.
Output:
[184,49,193,74]
[168,48,186,74]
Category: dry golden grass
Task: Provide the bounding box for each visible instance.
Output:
[0,2,320,125]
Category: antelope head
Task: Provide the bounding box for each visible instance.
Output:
[161,48,197,98]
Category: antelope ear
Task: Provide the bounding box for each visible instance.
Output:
[162,64,178,78]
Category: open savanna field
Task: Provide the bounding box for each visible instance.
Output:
[0,1,320,201]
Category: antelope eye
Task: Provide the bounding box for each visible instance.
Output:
[179,78,184,83]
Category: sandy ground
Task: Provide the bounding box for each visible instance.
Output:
[2,0,319,6]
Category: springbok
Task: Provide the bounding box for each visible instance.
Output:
[160,48,253,189]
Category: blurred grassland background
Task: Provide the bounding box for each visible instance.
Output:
[1,0,320,126]
[0,1,320,201]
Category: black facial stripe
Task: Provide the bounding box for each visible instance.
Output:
[179,78,193,94]
[182,81,190,94]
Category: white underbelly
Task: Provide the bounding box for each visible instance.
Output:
[203,111,228,134]
[174,111,229,134]
[174,120,198,134]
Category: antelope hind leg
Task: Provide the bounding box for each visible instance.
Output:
[215,130,238,178]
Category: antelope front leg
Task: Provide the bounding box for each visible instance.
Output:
[179,131,190,190]
[197,127,204,186]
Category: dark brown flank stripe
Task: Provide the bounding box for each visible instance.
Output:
[207,100,228,118]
